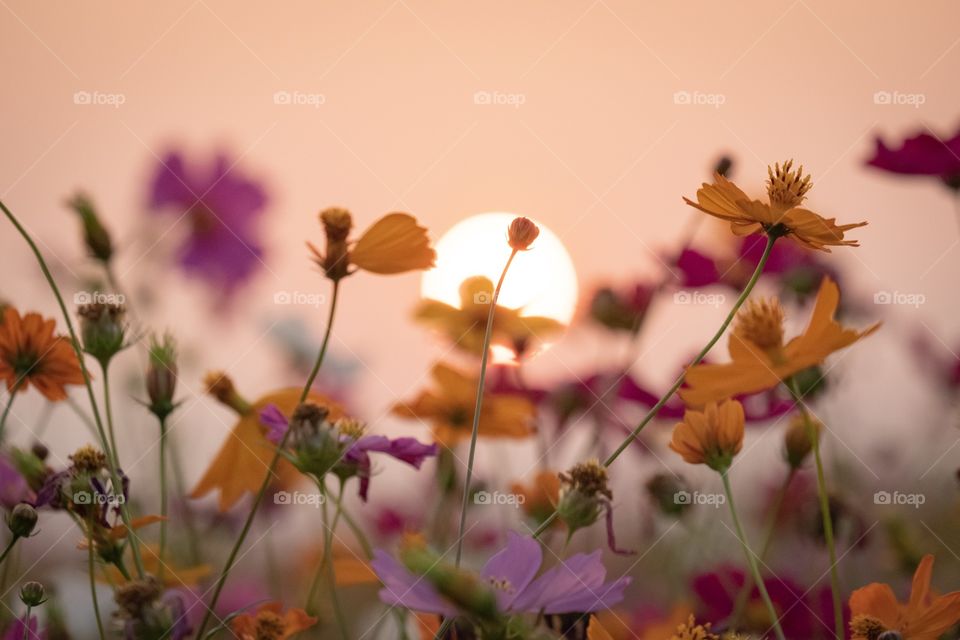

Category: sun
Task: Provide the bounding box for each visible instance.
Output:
[421,213,578,327]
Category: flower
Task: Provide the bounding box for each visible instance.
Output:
[0,454,33,509]
[507,216,540,251]
[149,150,269,299]
[783,412,821,469]
[308,208,435,282]
[680,277,879,407]
[0,307,84,401]
[587,282,656,334]
[392,362,535,446]
[2,616,45,640]
[683,160,867,251]
[190,383,342,512]
[867,127,960,190]
[415,276,563,358]
[231,602,317,640]
[557,460,632,555]
[849,554,960,639]
[372,532,630,617]
[669,399,744,471]
[77,301,127,367]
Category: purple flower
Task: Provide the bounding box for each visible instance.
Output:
[372,532,630,616]
[0,455,32,509]
[260,404,289,445]
[148,150,268,299]
[2,616,44,640]
[867,127,960,189]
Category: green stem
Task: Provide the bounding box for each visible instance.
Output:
[454,249,518,567]
[0,381,22,442]
[318,483,350,639]
[0,536,19,565]
[789,378,843,640]
[167,431,202,564]
[194,279,341,640]
[100,366,122,474]
[721,470,786,640]
[0,199,145,577]
[532,233,779,538]
[338,502,374,559]
[157,415,169,582]
[88,537,106,640]
[21,606,31,640]
[306,480,346,613]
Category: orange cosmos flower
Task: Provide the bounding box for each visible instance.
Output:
[680,277,879,407]
[231,602,317,640]
[849,554,960,640]
[683,160,867,251]
[0,307,84,401]
[190,377,342,511]
[415,276,563,358]
[669,399,744,471]
[308,208,435,282]
[510,470,561,525]
[392,362,534,446]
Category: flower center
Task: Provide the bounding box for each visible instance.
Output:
[487,576,515,594]
[735,298,785,351]
[850,614,891,640]
[336,418,366,440]
[10,350,39,377]
[766,160,812,212]
[189,204,219,234]
[253,612,286,640]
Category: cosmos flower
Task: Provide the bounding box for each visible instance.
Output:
[2,616,45,640]
[0,454,33,508]
[0,307,84,402]
[148,150,268,299]
[681,277,878,407]
[372,532,630,616]
[669,399,744,471]
[683,160,867,251]
[230,602,317,640]
[867,127,960,190]
[849,554,960,640]
[392,362,535,446]
[415,276,563,358]
[510,470,560,525]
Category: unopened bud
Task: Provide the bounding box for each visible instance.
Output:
[19,581,45,607]
[401,546,499,621]
[146,333,178,420]
[784,413,821,468]
[68,193,113,264]
[203,371,251,415]
[8,503,38,538]
[78,302,127,366]
[507,217,539,251]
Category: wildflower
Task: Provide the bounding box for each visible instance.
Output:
[392,362,534,446]
[557,460,631,554]
[683,160,867,251]
[0,307,84,401]
[681,277,879,406]
[510,470,560,525]
[190,380,342,512]
[669,399,744,471]
[308,208,435,282]
[784,413,821,469]
[19,581,45,607]
[149,150,268,301]
[7,503,37,539]
[231,602,317,640]
[145,333,178,421]
[113,576,191,640]
[0,455,33,509]
[849,554,960,639]
[507,216,540,251]
[415,276,563,358]
[67,192,113,264]
[77,302,128,367]
[867,127,960,190]
[372,532,630,617]
[1,617,44,640]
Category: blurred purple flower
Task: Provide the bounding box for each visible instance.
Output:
[2,616,44,640]
[0,455,33,509]
[867,127,960,189]
[148,150,268,299]
[372,532,630,616]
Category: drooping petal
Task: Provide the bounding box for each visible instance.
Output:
[351,213,436,274]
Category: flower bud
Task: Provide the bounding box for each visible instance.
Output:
[19,581,45,607]
[146,333,178,420]
[507,217,539,251]
[401,545,499,621]
[645,473,692,518]
[556,460,611,533]
[714,155,734,178]
[8,503,38,538]
[78,302,127,367]
[312,207,354,281]
[114,576,162,617]
[203,371,251,415]
[784,413,821,468]
[288,403,342,477]
[68,193,113,264]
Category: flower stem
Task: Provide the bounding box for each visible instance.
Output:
[721,470,786,640]
[306,480,346,614]
[157,415,169,582]
[0,537,19,565]
[100,365,122,474]
[454,249,518,567]
[0,199,145,577]
[88,539,105,640]
[789,378,843,640]
[532,233,778,538]
[0,381,22,442]
[194,279,341,640]
[318,483,350,639]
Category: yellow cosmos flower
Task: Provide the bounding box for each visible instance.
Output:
[680,277,879,407]
[683,160,867,251]
[191,381,342,512]
[669,399,744,471]
[392,362,534,446]
[415,276,564,358]
[308,208,435,281]
[231,602,317,640]
[849,554,960,640]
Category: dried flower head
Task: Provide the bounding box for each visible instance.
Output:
[78,302,127,366]
[114,576,163,617]
[203,371,251,415]
[734,298,785,352]
[507,216,540,251]
[69,445,108,473]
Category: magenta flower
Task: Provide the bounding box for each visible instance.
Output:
[372,532,630,616]
[867,127,960,189]
[0,455,33,509]
[148,150,268,300]
[2,616,44,640]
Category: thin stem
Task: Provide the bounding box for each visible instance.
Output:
[194,279,341,640]
[0,381,22,442]
[0,200,145,576]
[157,416,169,582]
[318,484,350,639]
[0,537,19,565]
[88,536,106,640]
[338,502,374,559]
[789,378,843,640]
[532,233,779,538]
[306,480,346,613]
[21,607,31,640]
[454,249,518,567]
[720,470,786,640]
[100,366,121,474]
[167,431,202,564]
